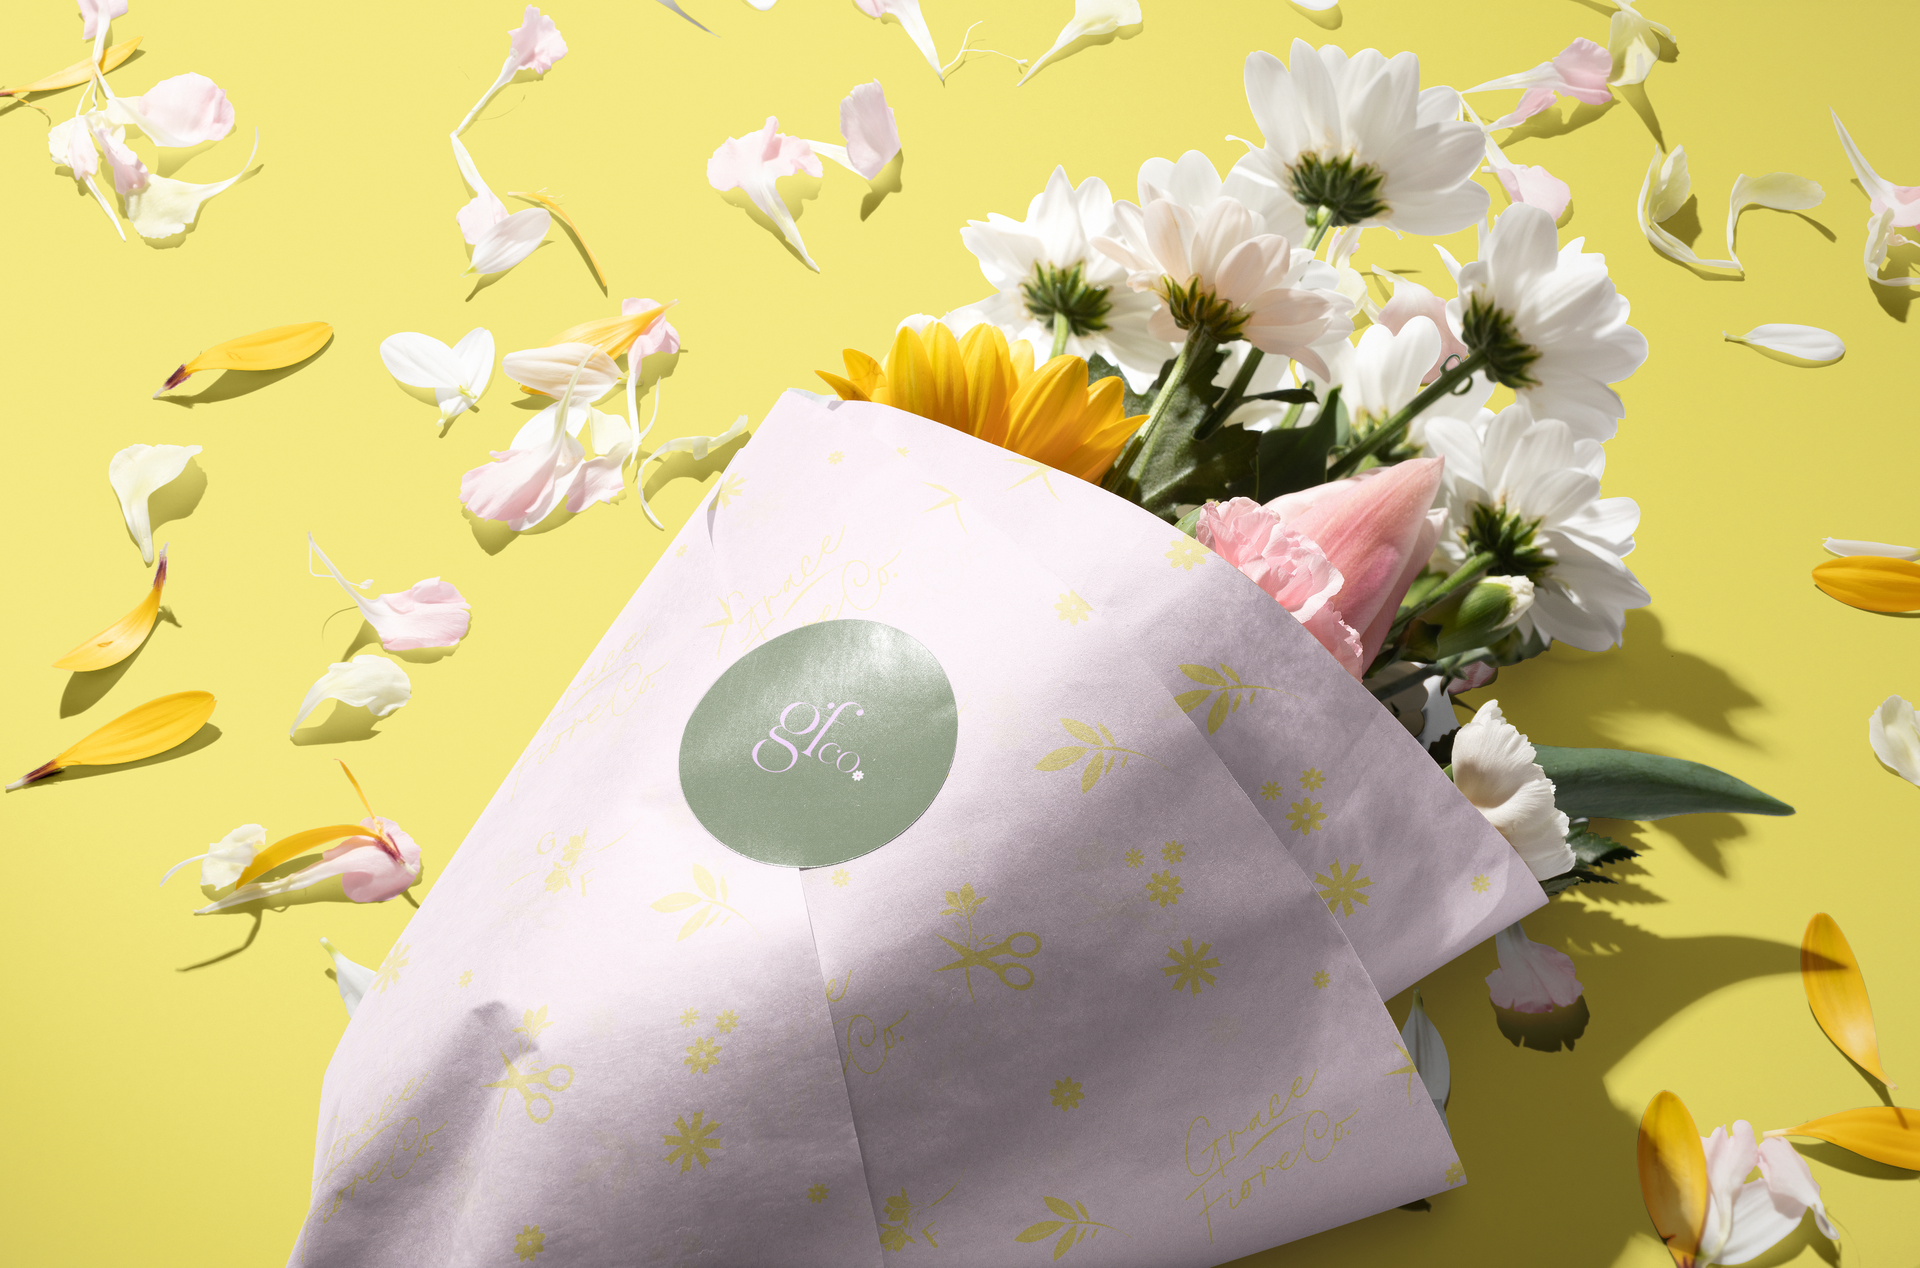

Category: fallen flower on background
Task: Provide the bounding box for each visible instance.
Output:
[1692,1121,1837,1265]
[308,535,471,652]
[1766,1108,1920,1170]
[1811,555,1920,612]
[1638,1091,1708,1268]
[0,36,141,98]
[54,545,168,671]
[379,327,495,422]
[461,348,632,531]
[1608,0,1675,87]
[79,0,129,41]
[1724,173,1823,271]
[1400,988,1450,1129]
[7,690,215,790]
[290,656,411,737]
[1485,921,1584,1012]
[809,81,900,180]
[108,443,199,565]
[158,823,265,889]
[1832,111,1920,288]
[452,136,551,277]
[153,321,331,396]
[503,341,621,398]
[531,299,677,366]
[122,130,258,240]
[1637,146,1738,271]
[1723,324,1843,364]
[319,937,375,1017]
[1801,912,1898,1087]
[1018,0,1140,87]
[1464,38,1612,131]
[1451,700,1575,880]
[855,0,945,81]
[1823,538,1917,559]
[506,189,606,287]
[708,117,824,270]
[196,816,422,914]
[638,414,748,528]
[453,4,568,136]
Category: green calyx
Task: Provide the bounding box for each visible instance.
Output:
[1286,153,1389,228]
[1458,295,1540,389]
[1463,502,1550,581]
[1020,263,1112,337]
[1159,276,1248,343]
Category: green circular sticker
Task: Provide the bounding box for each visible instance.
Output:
[679,620,959,868]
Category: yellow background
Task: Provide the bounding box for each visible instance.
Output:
[2,0,1911,1263]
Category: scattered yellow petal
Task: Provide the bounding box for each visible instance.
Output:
[1768,1107,1920,1169]
[7,690,216,790]
[510,190,608,290]
[1812,556,1920,612]
[154,322,333,396]
[0,37,142,97]
[1803,912,1897,1088]
[53,545,168,672]
[1637,1091,1708,1268]
[548,301,674,361]
[231,824,371,891]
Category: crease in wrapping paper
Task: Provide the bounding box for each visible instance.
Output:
[291,393,1503,1267]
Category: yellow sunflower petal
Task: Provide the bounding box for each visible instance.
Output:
[842,349,885,400]
[885,327,938,420]
[923,321,971,431]
[1812,556,1920,612]
[1,37,142,97]
[8,690,216,790]
[510,190,608,289]
[1010,337,1036,384]
[546,301,673,362]
[157,322,333,395]
[959,324,1014,443]
[1803,912,1897,1088]
[1637,1091,1708,1268]
[1769,1107,1920,1169]
[816,371,871,402]
[53,546,168,672]
[1005,356,1091,464]
[231,824,375,891]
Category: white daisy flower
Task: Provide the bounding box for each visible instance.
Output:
[943,167,1170,391]
[1451,699,1574,882]
[1448,204,1648,442]
[1425,402,1648,652]
[1232,41,1490,237]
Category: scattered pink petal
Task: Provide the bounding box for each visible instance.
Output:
[1496,163,1572,219]
[127,73,235,147]
[841,80,900,179]
[1375,274,1468,383]
[507,5,569,74]
[87,115,147,194]
[308,535,472,652]
[708,117,824,270]
[1469,38,1613,129]
[78,0,128,41]
[1485,921,1585,1012]
[194,816,422,913]
[624,297,682,356]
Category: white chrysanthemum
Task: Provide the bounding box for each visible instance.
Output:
[1451,699,1573,882]
[944,166,1171,390]
[1426,403,1648,652]
[1447,204,1648,442]
[1232,41,1490,237]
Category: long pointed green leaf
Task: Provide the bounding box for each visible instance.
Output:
[1532,746,1793,820]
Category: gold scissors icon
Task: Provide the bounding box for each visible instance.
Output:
[935,931,1041,998]
[483,1051,576,1124]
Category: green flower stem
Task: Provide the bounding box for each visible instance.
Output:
[1050,310,1071,360]
[1367,646,1495,700]
[1386,551,1496,647]
[1192,346,1264,441]
[1306,209,1334,252]
[1127,327,1216,483]
[1327,349,1488,480]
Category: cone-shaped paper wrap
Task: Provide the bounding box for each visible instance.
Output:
[292,393,1537,1267]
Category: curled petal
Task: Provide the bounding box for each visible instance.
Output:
[320,937,376,1017]
[54,545,167,671]
[1770,1107,1920,1169]
[625,298,682,357]
[111,73,235,147]
[1452,699,1574,880]
[855,0,946,81]
[108,444,200,565]
[1803,912,1897,1087]
[1725,172,1822,270]
[4,36,141,98]
[1485,921,1584,1012]
[289,656,411,737]
[839,80,900,180]
[507,5,569,74]
[708,117,822,270]
[125,130,258,240]
[308,535,471,652]
[1638,145,1738,271]
[1018,0,1141,87]
[78,0,129,42]
[1823,538,1917,559]
[160,822,267,890]
[1400,988,1450,1129]
[1723,324,1843,364]
[504,342,621,399]
[198,817,422,914]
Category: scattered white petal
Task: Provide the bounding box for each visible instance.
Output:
[503,342,621,400]
[320,937,376,1017]
[1636,145,1738,270]
[158,824,265,890]
[855,0,945,81]
[653,0,713,33]
[1824,539,1919,560]
[1019,0,1141,87]
[109,443,201,566]
[1725,172,1822,270]
[470,207,551,275]
[1400,989,1450,1130]
[1724,324,1844,364]
[707,117,823,270]
[1608,0,1675,87]
[639,415,750,529]
[289,655,412,737]
[1485,921,1585,1012]
[308,535,471,652]
[381,328,495,421]
[124,130,258,241]
[1869,696,1920,786]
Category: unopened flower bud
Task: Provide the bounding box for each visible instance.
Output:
[1437,575,1534,657]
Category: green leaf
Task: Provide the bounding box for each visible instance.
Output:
[1253,387,1340,501]
[1081,751,1104,793]
[1541,820,1642,895]
[1172,689,1211,713]
[1532,746,1795,820]
[1180,664,1228,686]
[1206,691,1230,734]
[1043,1196,1077,1220]
[1015,1222,1064,1243]
[651,893,700,913]
[1102,345,1254,520]
[1036,746,1087,771]
[1087,353,1155,418]
[1060,718,1102,745]
[1173,504,1204,538]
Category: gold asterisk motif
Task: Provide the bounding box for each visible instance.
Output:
[371,943,410,994]
[684,1036,722,1074]
[514,1225,545,1261]
[1145,871,1184,908]
[1161,840,1185,863]
[678,1007,699,1028]
[828,451,844,465]
[809,1183,830,1203]
[1049,1077,1084,1111]
[1316,859,1372,918]
[1122,847,1144,868]
[1286,799,1328,834]
[663,1112,722,1173]
[714,474,745,508]
[1312,970,1330,990]
[1258,780,1282,801]
[1166,537,1209,571]
[831,868,851,888]
[1163,938,1221,997]
[1300,767,1326,790]
[896,446,910,457]
[713,1009,739,1034]
[675,543,687,557]
[1387,1042,1418,1103]
[1054,591,1091,625]
[1445,1161,1466,1187]
[458,970,474,988]
[1471,874,1491,894]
